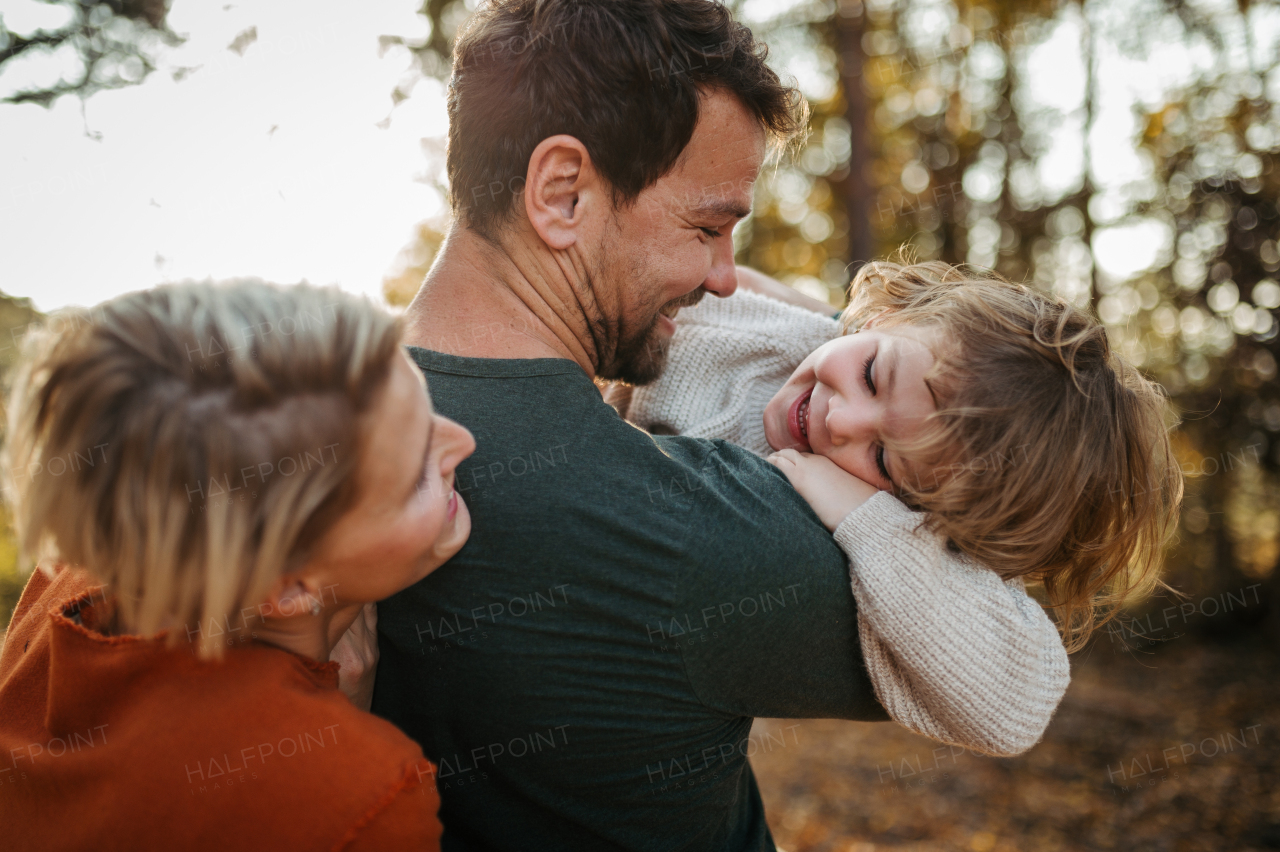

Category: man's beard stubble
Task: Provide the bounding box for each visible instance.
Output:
[597,285,707,386]
[584,225,709,386]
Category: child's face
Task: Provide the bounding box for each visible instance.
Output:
[763,324,941,491]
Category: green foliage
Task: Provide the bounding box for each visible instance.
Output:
[385,0,1279,624]
[0,0,181,107]
[755,0,1280,617]
[0,506,25,636]
[1130,83,1280,595]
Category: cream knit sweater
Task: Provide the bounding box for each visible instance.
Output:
[629,290,1070,757]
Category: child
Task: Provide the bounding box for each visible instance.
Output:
[625,260,1182,755]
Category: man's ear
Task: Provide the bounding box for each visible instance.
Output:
[524,135,598,251]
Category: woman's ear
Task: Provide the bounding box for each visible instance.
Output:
[523,135,598,251]
[259,576,323,620]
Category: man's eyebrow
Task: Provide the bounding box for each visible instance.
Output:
[692,199,752,220]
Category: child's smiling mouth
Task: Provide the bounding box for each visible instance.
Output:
[787,387,814,449]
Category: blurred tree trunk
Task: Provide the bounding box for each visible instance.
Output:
[1080,0,1099,308]
[834,3,875,268]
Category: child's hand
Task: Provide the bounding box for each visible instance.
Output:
[767,449,881,531]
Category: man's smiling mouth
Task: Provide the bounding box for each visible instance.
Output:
[659,288,708,321]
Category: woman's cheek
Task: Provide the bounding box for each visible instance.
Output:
[416,485,444,527]
[400,502,445,567]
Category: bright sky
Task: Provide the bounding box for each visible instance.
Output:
[1,0,448,312]
[1,0,1263,312]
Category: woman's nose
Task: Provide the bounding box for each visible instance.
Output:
[438,417,477,472]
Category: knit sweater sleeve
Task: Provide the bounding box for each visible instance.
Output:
[833,492,1071,756]
[628,290,839,456]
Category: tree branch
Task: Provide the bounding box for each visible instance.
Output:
[0,26,78,66]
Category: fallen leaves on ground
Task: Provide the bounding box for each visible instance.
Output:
[751,633,1280,852]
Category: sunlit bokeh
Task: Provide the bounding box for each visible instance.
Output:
[2,0,1278,848]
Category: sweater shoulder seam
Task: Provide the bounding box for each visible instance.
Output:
[331,758,430,852]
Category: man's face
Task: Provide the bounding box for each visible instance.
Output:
[591,89,766,384]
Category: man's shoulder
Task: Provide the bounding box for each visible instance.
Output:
[406,346,584,380]
[646,436,835,551]
[650,434,783,488]
[399,351,834,561]
[642,434,764,489]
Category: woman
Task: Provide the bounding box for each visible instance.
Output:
[0,280,474,850]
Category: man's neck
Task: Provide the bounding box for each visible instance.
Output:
[402,224,599,377]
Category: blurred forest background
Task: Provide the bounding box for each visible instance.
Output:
[2,0,1279,848]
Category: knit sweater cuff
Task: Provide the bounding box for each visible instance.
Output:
[832,492,1071,756]
[833,491,930,562]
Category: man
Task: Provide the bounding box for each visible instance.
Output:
[374,2,888,848]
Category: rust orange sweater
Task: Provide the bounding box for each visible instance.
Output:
[0,567,442,851]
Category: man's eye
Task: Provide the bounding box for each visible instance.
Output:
[699,227,722,238]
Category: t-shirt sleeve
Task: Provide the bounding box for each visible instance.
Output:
[341,760,443,852]
[669,440,889,722]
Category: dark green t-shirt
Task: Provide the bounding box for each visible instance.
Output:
[374,349,887,852]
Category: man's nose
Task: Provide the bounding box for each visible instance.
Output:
[703,237,739,298]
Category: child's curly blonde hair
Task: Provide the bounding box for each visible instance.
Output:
[841,260,1184,652]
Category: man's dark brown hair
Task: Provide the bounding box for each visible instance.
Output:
[447,0,806,239]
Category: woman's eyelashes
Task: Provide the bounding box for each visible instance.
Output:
[862,351,877,395]
[415,450,434,496]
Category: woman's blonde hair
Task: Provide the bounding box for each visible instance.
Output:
[841,260,1184,652]
[3,280,402,657]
